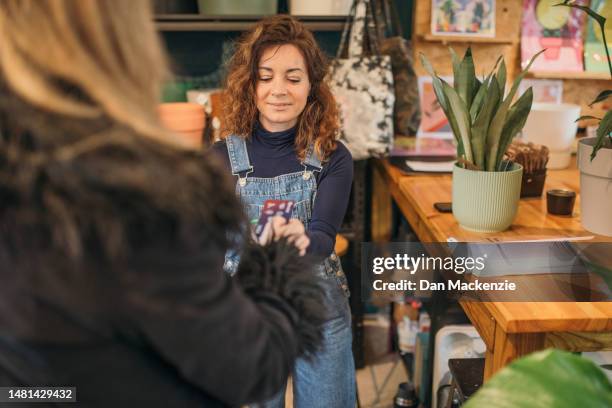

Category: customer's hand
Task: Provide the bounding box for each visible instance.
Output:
[258,216,310,256]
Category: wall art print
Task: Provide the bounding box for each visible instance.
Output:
[417,76,454,139]
[521,0,586,72]
[431,0,496,37]
[584,0,612,73]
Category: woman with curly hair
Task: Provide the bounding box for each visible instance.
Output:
[212,15,355,408]
[0,1,328,407]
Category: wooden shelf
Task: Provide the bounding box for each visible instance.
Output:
[526,71,612,80]
[155,14,346,31]
[419,33,516,44]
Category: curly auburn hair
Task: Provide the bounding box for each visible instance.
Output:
[221,15,340,161]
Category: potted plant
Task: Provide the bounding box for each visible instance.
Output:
[464,349,612,407]
[420,48,542,232]
[559,0,612,237]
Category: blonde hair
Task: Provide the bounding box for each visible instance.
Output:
[0,0,176,145]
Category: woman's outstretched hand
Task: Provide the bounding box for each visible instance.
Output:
[258,216,310,256]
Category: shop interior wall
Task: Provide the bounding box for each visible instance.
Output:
[412,0,609,123]
[159,0,414,79]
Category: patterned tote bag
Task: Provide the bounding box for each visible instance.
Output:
[375,0,421,136]
[329,0,395,160]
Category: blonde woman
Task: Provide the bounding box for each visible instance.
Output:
[0,1,326,406]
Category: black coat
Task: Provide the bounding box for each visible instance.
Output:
[0,88,326,407]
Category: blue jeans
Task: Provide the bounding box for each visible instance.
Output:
[260,303,356,408]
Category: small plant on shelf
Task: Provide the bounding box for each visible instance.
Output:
[557,0,612,159]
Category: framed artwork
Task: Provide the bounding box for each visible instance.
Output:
[417,76,454,139]
[518,79,563,103]
[584,0,612,73]
[391,136,456,158]
[431,0,496,37]
[521,0,586,72]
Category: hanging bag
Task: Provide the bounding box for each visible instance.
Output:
[329,0,395,160]
[375,0,421,136]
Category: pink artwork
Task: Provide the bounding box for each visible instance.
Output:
[521,0,586,72]
[391,136,456,158]
[417,76,454,139]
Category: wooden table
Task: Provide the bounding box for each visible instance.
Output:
[375,158,612,381]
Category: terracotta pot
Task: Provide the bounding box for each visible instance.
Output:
[186,89,224,143]
[158,102,206,148]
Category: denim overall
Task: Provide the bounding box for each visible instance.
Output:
[225,135,355,408]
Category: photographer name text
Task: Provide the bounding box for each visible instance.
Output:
[372,279,517,291]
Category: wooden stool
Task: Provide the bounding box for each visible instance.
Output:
[334,234,349,257]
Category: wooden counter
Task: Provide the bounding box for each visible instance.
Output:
[375,158,612,380]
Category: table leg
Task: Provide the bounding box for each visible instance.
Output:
[484,328,545,381]
[483,349,495,381]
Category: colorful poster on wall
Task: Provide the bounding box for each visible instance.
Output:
[391,136,456,158]
[584,0,612,73]
[518,79,563,103]
[521,0,586,72]
[417,76,454,139]
[431,0,495,37]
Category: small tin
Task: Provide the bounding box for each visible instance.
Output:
[546,189,576,216]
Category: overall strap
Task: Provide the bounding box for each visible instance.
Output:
[303,143,323,171]
[225,135,253,185]
[301,143,323,181]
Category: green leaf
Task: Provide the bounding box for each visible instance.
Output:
[555,1,606,27]
[441,79,474,164]
[469,59,503,123]
[449,46,461,77]
[419,53,448,112]
[589,90,612,107]
[490,55,504,75]
[470,76,489,123]
[456,47,476,108]
[464,349,612,408]
[556,1,612,79]
[497,59,507,98]
[592,110,612,161]
[576,115,603,122]
[420,52,465,150]
[485,50,544,171]
[472,77,482,103]
[472,77,501,170]
[419,53,449,112]
[496,88,534,169]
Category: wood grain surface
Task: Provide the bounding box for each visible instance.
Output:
[376,157,612,379]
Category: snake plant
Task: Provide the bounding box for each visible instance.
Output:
[557,0,612,161]
[420,47,543,171]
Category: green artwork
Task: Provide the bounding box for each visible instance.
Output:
[585,0,612,72]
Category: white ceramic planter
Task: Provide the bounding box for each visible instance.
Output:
[521,103,581,169]
[452,163,523,232]
[577,137,612,237]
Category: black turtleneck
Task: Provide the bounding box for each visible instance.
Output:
[211,123,353,256]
